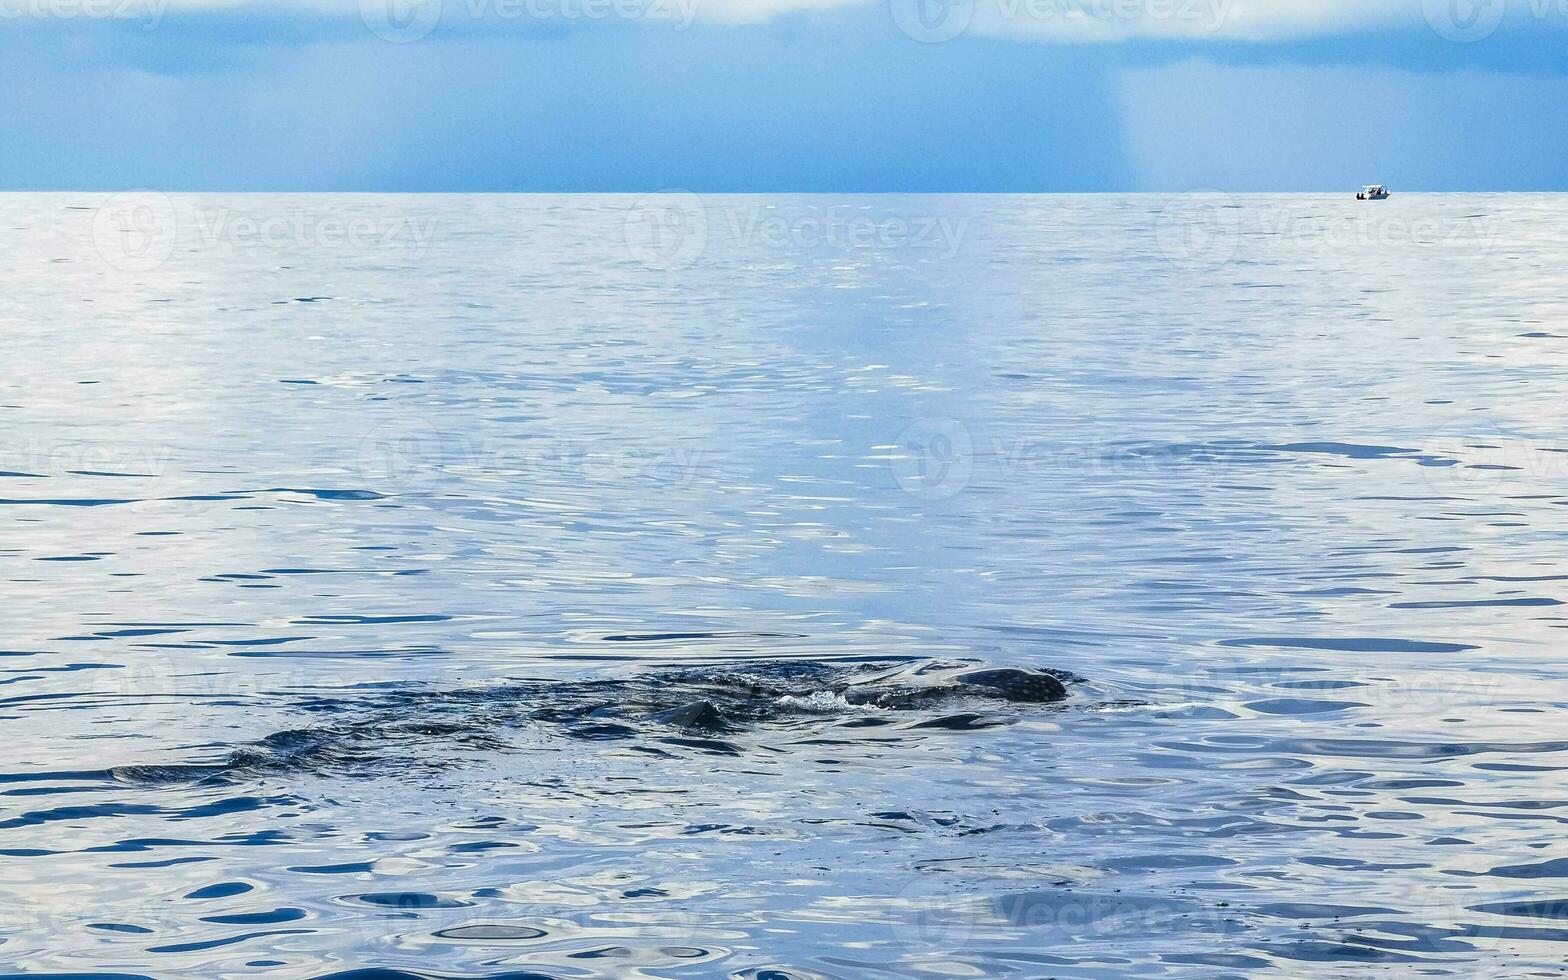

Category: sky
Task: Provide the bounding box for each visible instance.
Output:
[0,0,1565,190]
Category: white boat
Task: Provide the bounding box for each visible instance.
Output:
[1357,184,1390,201]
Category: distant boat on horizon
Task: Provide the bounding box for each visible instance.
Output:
[1357,184,1391,201]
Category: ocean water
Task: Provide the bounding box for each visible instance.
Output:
[2,192,1567,978]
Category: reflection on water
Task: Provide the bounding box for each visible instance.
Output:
[2,193,1568,976]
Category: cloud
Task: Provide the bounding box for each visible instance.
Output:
[884,0,1568,43]
[249,0,1424,38]
[965,0,1414,43]
[7,0,1567,46]
[155,0,1353,33]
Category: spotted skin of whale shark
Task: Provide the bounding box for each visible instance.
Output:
[954,668,1070,703]
[110,658,1084,783]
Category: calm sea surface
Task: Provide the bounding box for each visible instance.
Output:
[3,193,1567,977]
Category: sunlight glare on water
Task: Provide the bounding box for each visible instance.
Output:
[2,193,1567,977]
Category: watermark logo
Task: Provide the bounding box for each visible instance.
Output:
[1401,879,1517,957]
[1422,430,1509,493]
[1150,196,1501,275]
[724,206,969,258]
[891,418,974,501]
[360,0,699,38]
[360,0,443,42]
[1253,207,1501,254]
[1152,190,1241,271]
[890,878,979,949]
[1415,422,1562,496]
[91,191,178,273]
[891,0,974,42]
[353,424,707,492]
[355,419,448,493]
[189,207,439,257]
[1144,651,1253,708]
[624,191,709,271]
[1423,0,1508,41]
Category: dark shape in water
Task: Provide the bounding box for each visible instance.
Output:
[108,657,1082,784]
[911,713,1004,731]
[842,662,1075,709]
[434,923,548,941]
[602,631,806,643]
[651,700,730,731]
[954,668,1068,703]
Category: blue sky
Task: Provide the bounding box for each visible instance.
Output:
[1,0,1565,190]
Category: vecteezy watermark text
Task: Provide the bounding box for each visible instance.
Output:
[623,191,970,271]
[187,208,438,254]
[358,0,700,42]
[0,439,174,483]
[724,207,968,258]
[891,0,1230,43]
[90,192,440,272]
[1152,192,1502,270]
[888,420,1568,503]
[355,422,708,493]
[0,0,167,28]
[994,0,1228,27]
